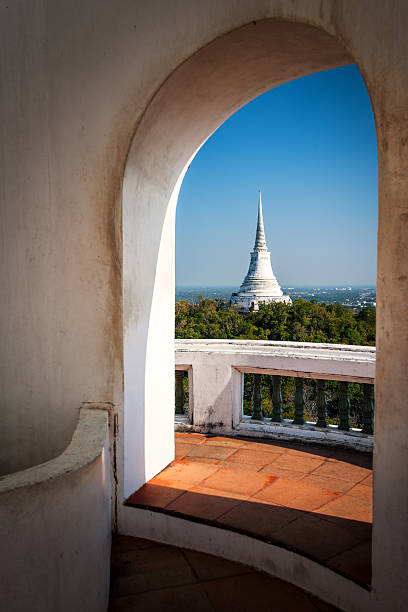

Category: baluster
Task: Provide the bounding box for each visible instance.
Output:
[175,370,185,414]
[362,383,374,434]
[252,373,263,420]
[293,377,305,425]
[271,375,283,422]
[338,381,351,431]
[316,379,328,428]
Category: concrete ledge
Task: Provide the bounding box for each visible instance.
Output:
[120,505,372,612]
[175,339,375,382]
[174,420,373,452]
[176,338,376,351]
[236,419,373,452]
[176,338,375,361]
[0,408,110,494]
[0,408,111,612]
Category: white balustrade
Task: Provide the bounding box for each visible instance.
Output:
[175,339,375,451]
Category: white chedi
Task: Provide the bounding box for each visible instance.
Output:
[231,192,291,312]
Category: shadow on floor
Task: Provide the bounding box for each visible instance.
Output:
[109,535,340,612]
[126,433,373,586]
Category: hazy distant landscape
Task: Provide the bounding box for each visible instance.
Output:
[176,286,376,309]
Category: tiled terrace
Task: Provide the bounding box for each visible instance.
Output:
[127,433,372,586]
[109,535,339,611]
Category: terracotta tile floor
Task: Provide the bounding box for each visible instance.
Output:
[109,535,340,611]
[127,433,373,586]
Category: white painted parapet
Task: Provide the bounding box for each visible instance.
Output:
[175,339,375,450]
[0,408,111,612]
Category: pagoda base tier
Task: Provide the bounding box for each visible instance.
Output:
[230,293,292,312]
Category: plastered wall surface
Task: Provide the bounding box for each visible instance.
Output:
[1,2,408,611]
[0,0,387,473]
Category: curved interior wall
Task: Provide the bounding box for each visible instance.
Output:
[0,409,111,612]
[1,3,407,611]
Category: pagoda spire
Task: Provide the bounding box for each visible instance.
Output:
[230,191,291,310]
[254,191,267,251]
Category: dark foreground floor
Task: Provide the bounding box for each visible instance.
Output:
[109,535,340,612]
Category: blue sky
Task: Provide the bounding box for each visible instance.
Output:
[176,65,377,287]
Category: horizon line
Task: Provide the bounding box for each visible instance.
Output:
[176,284,377,288]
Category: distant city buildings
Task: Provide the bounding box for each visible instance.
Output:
[231,193,291,311]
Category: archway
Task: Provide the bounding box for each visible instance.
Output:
[120,16,408,612]
[122,18,353,496]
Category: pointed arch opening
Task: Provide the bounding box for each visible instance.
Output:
[120,16,385,610]
[123,19,355,495]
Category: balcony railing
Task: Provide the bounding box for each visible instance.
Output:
[175,339,375,451]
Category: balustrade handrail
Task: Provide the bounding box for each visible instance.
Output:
[175,339,375,383]
[176,338,376,354]
[174,339,375,448]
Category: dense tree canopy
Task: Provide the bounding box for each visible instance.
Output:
[175,298,376,426]
[175,298,376,346]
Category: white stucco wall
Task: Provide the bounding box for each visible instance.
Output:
[0,0,368,475]
[0,409,111,612]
